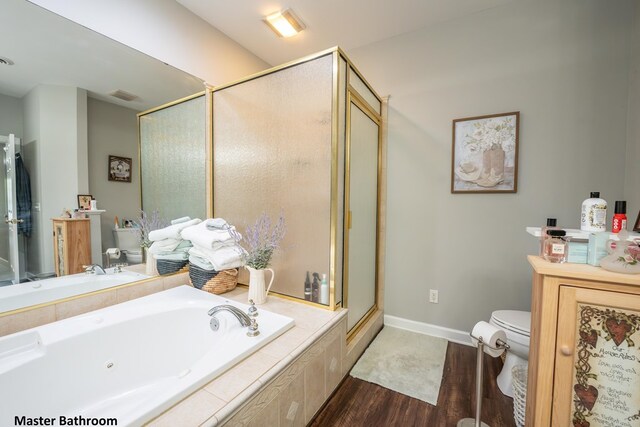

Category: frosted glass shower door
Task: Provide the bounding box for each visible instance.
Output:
[345,100,379,331]
[1,134,20,284]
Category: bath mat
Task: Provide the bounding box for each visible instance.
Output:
[350,326,448,405]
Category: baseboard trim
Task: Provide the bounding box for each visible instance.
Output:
[384,314,473,347]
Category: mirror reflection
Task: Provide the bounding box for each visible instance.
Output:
[0,0,204,313]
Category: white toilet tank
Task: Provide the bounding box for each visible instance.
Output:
[113,228,143,264]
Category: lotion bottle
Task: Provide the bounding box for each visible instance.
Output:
[612,201,627,233]
[320,273,329,305]
[580,192,607,232]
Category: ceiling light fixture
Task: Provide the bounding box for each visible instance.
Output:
[263,8,305,38]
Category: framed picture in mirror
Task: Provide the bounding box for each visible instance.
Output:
[109,155,132,183]
[77,194,92,210]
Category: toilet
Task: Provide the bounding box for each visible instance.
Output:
[489,310,531,398]
[112,228,143,264]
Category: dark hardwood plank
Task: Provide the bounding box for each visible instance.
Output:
[310,342,515,427]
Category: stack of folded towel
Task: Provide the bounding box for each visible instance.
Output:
[148,217,201,261]
[181,218,245,271]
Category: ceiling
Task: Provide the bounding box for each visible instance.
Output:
[0,0,204,111]
[177,0,518,66]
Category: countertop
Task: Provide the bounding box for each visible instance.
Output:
[528,255,640,287]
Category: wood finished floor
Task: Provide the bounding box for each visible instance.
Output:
[310,341,516,427]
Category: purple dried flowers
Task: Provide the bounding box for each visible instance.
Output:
[242,213,286,269]
[132,210,169,248]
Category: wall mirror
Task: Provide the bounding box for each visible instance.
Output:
[0,0,204,315]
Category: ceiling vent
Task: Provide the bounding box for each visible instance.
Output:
[108,89,139,102]
[0,57,15,66]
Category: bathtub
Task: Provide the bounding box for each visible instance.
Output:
[0,268,151,313]
[0,286,295,426]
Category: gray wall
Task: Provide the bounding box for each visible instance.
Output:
[87,97,140,250]
[626,6,640,226]
[348,0,635,331]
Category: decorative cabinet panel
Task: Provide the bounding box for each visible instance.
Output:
[526,256,640,427]
[52,218,91,276]
[554,287,640,426]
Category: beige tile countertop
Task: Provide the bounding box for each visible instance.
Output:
[147,286,347,427]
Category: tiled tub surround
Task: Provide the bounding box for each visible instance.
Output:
[0,287,294,426]
[148,287,360,427]
[0,272,189,337]
[0,267,151,313]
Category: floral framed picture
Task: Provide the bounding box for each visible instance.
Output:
[108,155,132,183]
[77,194,92,210]
[451,112,520,193]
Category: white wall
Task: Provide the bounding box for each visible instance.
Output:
[626,6,640,227]
[0,93,23,264]
[28,0,270,85]
[87,97,140,250]
[22,85,89,275]
[348,0,635,331]
[0,93,23,138]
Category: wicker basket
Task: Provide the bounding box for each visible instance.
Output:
[189,263,238,294]
[512,364,528,427]
[156,259,189,275]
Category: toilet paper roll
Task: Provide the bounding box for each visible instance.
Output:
[106,248,121,259]
[471,321,507,358]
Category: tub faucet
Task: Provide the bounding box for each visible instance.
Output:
[84,264,107,275]
[208,305,260,337]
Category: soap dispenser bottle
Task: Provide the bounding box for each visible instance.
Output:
[580,192,607,232]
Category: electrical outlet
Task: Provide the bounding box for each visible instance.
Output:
[429,289,439,304]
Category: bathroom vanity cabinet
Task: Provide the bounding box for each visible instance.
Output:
[526,256,640,426]
[52,217,91,276]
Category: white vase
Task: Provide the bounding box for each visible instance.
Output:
[145,247,158,276]
[246,266,275,305]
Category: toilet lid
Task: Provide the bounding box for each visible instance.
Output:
[490,310,531,337]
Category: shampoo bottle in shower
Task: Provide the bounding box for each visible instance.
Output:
[304,271,312,301]
[320,274,329,305]
[312,273,320,303]
[580,192,607,232]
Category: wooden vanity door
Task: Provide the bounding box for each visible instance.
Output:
[554,287,640,427]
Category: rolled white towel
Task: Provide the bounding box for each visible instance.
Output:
[171,216,191,225]
[188,254,216,271]
[205,218,228,230]
[148,238,182,254]
[149,218,201,241]
[181,220,240,249]
[189,245,246,271]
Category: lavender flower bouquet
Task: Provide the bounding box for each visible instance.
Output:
[242,213,286,270]
[132,210,168,249]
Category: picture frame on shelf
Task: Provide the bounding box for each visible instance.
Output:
[451,111,520,194]
[108,155,132,183]
[634,210,640,232]
[77,194,92,211]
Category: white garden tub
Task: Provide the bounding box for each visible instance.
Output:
[0,286,294,426]
[0,268,151,313]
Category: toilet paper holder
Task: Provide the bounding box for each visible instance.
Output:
[457,333,510,427]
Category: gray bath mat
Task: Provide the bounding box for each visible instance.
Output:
[350,326,448,405]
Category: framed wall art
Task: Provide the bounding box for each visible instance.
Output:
[451,111,520,193]
[108,155,132,183]
[77,194,92,210]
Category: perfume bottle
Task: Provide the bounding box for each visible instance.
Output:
[539,218,558,256]
[543,229,567,263]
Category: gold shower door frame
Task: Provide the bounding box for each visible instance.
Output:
[209,47,383,316]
